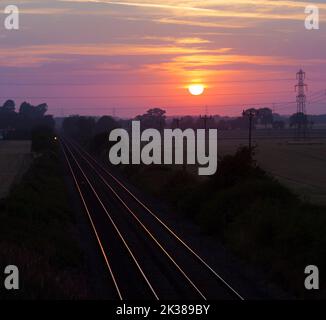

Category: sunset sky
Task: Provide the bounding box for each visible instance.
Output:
[1,0,326,117]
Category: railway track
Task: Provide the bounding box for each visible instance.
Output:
[60,137,244,300]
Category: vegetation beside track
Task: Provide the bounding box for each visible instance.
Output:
[0,133,90,299]
[118,147,326,299]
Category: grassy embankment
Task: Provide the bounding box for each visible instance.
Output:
[118,147,326,299]
[0,144,90,299]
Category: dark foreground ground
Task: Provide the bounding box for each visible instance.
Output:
[1,138,325,299]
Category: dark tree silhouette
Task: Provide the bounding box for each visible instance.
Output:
[63,116,96,145]
[31,125,55,152]
[181,116,195,130]
[289,112,308,129]
[273,121,285,129]
[135,108,166,130]
[90,116,120,154]
[19,102,48,119]
[0,100,53,139]
[94,116,119,135]
[257,108,273,128]
[0,100,17,131]
[3,99,15,112]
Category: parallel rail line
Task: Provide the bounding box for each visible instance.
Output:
[61,137,245,300]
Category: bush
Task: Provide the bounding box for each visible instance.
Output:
[31,125,55,153]
[226,200,326,298]
[210,146,266,188]
[118,145,326,298]
[0,150,89,299]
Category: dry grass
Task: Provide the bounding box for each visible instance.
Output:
[121,133,326,203]
[0,150,91,299]
[218,138,326,204]
[0,141,32,199]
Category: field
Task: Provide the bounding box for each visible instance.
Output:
[218,134,326,205]
[156,128,326,204]
[119,129,326,299]
[122,129,326,204]
[0,141,32,199]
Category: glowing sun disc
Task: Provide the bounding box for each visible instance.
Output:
[188,84,205,96]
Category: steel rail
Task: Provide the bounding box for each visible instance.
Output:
[62,138,160,300]
[60,140,123,300]
[68,138,245,300]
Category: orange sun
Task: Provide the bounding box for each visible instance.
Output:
[188,84,205,96]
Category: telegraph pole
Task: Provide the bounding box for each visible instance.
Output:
[243,109,258,152]
[200,114,213,131]
[173,117,187,171]
[295,69,308,139]
[174,117,181,129]
[159,118,164,134]
[200,113,213,163]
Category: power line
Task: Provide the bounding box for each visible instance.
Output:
[309,90,325,98]
[59,101,296,109]
[0,90,294,100]
[0,79,300,86]
[1,89,323,103]
[0,78,325,87]
[51,103,326,116]
[46,100,298,112]
[309,92,326,103]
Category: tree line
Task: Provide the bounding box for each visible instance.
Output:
[0,100,55,140]
[62,106,311,144]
